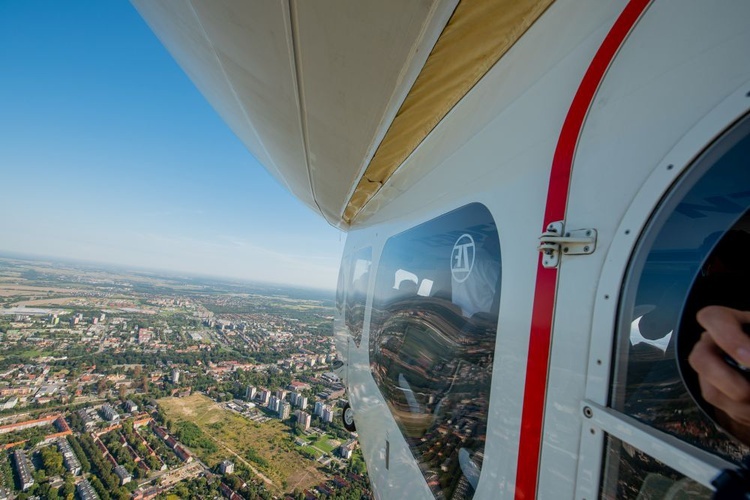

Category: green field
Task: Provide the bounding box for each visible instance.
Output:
[310,434,339,453]
[158,394,325,494]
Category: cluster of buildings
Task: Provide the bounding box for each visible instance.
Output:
[0,275,362,496]
[268,396,292,420]
[294,471,370,500]
[0,364,71,409]
[290,391,309,409]
[248,384,320,425]
[314,401,335,424]
[295,410,312,431]
[150,421,193,463]
[66,312,106,327]
[0,285,341,416]
[236,380,344,436]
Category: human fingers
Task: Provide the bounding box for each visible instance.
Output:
[697,374,750,427]
[696,306,750,367]
[688,332,750,404]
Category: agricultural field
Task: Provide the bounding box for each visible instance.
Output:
[158,394,326,494]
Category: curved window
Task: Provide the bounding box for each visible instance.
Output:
[369,203,500,499]
[610,112,750,472]
[600,435,710,499]
[335,254,349,314]
[344,247,371,347]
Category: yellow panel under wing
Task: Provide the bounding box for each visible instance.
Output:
[343,0,554,224]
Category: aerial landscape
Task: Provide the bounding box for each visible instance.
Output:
[0,255,368,500]
[4,0,750,498]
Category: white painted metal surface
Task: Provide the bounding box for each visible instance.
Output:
[544,0,750,497]
[343,3,624,496]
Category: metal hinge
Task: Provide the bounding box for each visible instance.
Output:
[538,221,597,268]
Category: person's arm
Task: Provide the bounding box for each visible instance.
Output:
[689,305,750,443]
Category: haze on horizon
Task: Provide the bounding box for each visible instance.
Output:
[0,1,344,290]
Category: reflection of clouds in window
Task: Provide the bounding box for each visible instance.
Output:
[393,269,418,289]
[629,316,672,353]
[417,279,433,297]
[351,259,370,284]
[344,247,372,347]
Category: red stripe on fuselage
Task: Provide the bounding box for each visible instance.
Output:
[514,1,651,498]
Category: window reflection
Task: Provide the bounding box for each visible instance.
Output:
[345,247,371,347]
[612,115,750,463]
[369,203,500,499]
[600,435,710,499]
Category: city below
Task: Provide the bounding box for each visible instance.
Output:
[0,255,369,500]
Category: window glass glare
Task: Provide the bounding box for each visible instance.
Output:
[345,247,371,347]
[599,435,711,499]
[335,254,350,313]
[612,115,750,462]
[369,203,500,499]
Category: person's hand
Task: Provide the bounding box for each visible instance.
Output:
[689,305,750,443]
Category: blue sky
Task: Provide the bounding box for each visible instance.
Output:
[0,1,344,290]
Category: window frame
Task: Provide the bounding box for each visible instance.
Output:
[574,87,750,498]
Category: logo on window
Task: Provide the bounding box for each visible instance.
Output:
[451,234,475,283]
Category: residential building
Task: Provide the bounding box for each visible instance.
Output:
[76,479,100,500]
[0,414,58,434]
[100,403,119,422]
[258,389,271,405]
[322,405,334,423]
[174,445,193,463]
[321,372,340,384]
[288,381,310,392]
[77,409,96,429]
[290,392,308,410]
[0,397,18,411]
[114,465,132,485]
[338,440,357,460]
[297,411,311,431]
[138,329,151,344]
[280,401,291,420]
[269,395,281,413]
[245,386,256,401]
[219,460,235,474]
[12,449,34,491]
[58,439,82,476]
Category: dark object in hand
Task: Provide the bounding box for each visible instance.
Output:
[723,324,750,379]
